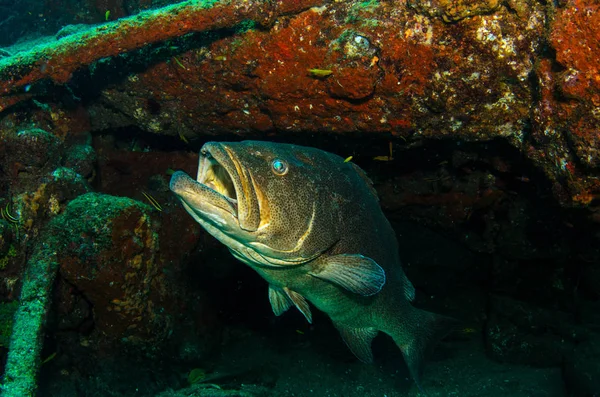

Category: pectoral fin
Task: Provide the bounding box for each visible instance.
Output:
[309,254,386,296]
[336,325,378,363]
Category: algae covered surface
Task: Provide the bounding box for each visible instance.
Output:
[0,301,18,348]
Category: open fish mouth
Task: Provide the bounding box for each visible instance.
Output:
[171,141,262,232]
[196,148,239,216]
[169,146,241,221]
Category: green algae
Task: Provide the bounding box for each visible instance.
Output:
[0,301,18,348]
[0,243,59,396]
[0,244,16,270]
[345,0,380,25]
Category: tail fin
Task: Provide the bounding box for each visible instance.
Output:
[387,308,457,387]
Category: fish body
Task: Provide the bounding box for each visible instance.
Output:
[170,141,451,385]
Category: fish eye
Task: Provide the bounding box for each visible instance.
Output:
[271,159,288,175]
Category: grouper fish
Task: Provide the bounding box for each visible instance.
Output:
[169,140,452,385]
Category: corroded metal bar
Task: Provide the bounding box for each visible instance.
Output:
[0,0,328,101]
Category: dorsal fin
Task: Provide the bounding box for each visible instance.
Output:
[401,272,416,301]
[349,162,379,200]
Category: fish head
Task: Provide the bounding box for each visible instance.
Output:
[170,141,343,268]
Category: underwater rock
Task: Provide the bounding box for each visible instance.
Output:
[408,0,502,22]
[52,276,93,332]
[527,0,600,206]
[56,193,171,343]
[0,220,12,261]
[0,128,62,176]
[551,0,600,111]
[326,66,379,101]
[62,144,97,180]
[11,167,91,242]
[50,191,222,366]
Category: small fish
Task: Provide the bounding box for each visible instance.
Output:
[41,352,57,365]
[307,68,333,78]
[142,192,162,212]
[178,130,189,144]
[372,155,392,161]
[170,141,453,387]
[373,141,394,161]
[105,10,110,21]
[344,156,353,163]
[1,203,19,224]
[172,57,187,70]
